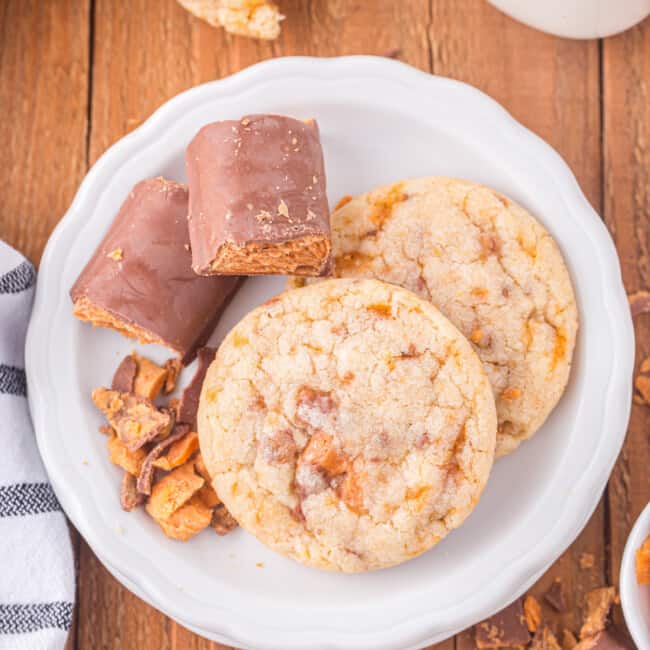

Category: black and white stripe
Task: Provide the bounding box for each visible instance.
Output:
[0,363,26,397]
[0,261,36,295]
[0,483,61,518]
[0,602,73,635]
[0,243,74,647]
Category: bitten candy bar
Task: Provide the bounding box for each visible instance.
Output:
[185,114,332,276]
[70,178,241,364]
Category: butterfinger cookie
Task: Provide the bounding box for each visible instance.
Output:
[199,278,497,572]
[290,178,578,456]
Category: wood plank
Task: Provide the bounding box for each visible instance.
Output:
[0,2,89,648]
[0,0,90,265]
[426,2,604,647]
[602,19,650,630]
[82,1,435,648]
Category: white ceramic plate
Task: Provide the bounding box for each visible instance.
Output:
[621,502,650,649]
[26,56,634,650]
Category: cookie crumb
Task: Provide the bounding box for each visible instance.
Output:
[635,374,650,404]
[531,627,561,650]
[628,289,650,317]
[107,248,123,261]
[579,552,595,569]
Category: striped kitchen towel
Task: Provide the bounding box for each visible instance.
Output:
[0,242,75,650]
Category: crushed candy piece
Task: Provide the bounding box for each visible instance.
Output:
[194,453,212,483]
[197,483,221,508]
[628,290,650,317]
[152,431,199,471]
[145,461,204,521]
[156,494,212,541]
[524,594,542,633]
[137,424,191,495]
[163,358,182,394]
[634,374,650,404]
[108,434,147,476]
[120,472,145,511]
[531,627,562,650]
[579,587,618,639]
[544,578,567,612]
[574,628,635,649]
[212,504,238,535]
[475,598,531,648]
[563,629,578,650]
[107,248,123,261]
[92,387,174,450]
[177,347,216,424]
[636,535,650,585]
[580,552,596,569]
[133,353,168,401]
[111,355,137,392]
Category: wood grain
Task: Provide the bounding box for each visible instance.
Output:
[0,0,90,264]
[602,18,650,630]
[1,0,647,648]
[428,1,605,646]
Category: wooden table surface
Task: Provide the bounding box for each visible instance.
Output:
[2,1,649,648]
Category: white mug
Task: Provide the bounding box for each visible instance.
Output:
[488,0,650,39]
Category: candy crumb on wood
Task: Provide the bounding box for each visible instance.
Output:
[177,0,283,40]
[636,535,650,584]
[474,582,632,650]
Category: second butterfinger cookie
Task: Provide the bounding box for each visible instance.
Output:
[198,278,497,572]
[290,177,578,457]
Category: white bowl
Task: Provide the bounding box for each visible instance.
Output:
[621,503,650,649]
[26,56,634,650]
[488,0,650,40]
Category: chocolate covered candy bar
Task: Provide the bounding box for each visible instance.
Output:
[70,178,241,364]
[186,114,332,276]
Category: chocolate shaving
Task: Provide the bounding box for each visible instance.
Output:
[544,578,567,612]
[111,354,137,392]
[211,504,238,535]
[629,290,650,317]
[92,387,174,451]
[475,598,531,648]
[136,424,191,495]
[177,347,216,424]
[120,472,145,511]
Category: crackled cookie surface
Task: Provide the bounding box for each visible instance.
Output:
[290,178,578,456]
[198,279,496,572]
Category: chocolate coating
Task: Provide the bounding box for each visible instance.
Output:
[185,114,331,275]
[70,178,241,364]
